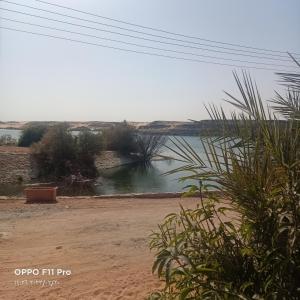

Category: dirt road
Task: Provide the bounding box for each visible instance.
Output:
[0,197,200,299]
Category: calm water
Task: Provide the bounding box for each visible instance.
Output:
[0,128,22,139]
[97,135,205,195]
[0,129,205,196]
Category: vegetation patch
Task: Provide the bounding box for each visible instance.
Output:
[149,60,300,299]
[31,123,102,179]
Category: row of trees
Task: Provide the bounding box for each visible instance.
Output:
[18,121,166,179]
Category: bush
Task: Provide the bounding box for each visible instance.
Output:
[32,124,102,178]
[76,129,103,177]
[18,123,48,147]
[135,134,167,162]
[103,121,137,154]
[149,64,300,299]
[103,122,167,162]
[32,123,76,177]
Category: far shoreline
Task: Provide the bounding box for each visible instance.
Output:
[0,120,227,136]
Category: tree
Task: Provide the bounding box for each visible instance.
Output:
[135,134,167,162]
[18,123,48,147]
[32,124,103,178]
[149,60,300,299]
[32,123,76,177]
[103,121,137,154]
[76,129,103,177]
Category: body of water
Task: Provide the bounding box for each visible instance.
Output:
[0,129,205,196]
[0,128,22,140]
[97,135,204,195]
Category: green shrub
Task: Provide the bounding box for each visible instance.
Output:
[135,134,167,162]
[18,123,48,147]
[103,122,167,162]
[32,123,76,177]
[149,65,300,299]
[76,129,103,177]
[32,124,102,178]
[103,121,137,154]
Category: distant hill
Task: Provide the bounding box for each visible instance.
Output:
[137,120,226,136]
[0,120,228,136]
[2,120,286,136]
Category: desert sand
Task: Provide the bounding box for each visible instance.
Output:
[0,197,201,299]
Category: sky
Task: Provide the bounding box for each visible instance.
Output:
[0,0,300,122]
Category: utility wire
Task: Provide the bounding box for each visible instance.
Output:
[32,0,300,57]
[1,17,297,69]
[0,7,293,63]
[0,26,294,72]
[0,0,295,59]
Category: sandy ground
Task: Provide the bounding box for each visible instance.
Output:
[0,146,30,154]
[0,197,202,300]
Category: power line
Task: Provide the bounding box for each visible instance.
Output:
[2,17,297,70]
[0,26,294,72]
[0,7,294,63]
[0,0,295,59]
[26,0,300,57]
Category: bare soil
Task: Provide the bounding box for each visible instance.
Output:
[0,197,201,299]
[0,146,30,154]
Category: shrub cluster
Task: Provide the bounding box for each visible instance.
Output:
[102,121,137,154]
[18,123,48,147]
[32,124,102,178]
[149,66,300,299]
[103,121,166,161]
[31,121,166,179]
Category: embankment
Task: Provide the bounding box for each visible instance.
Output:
[0,147,136,184]
[0,147,35,184]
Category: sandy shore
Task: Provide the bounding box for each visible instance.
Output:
[0,197,201,299]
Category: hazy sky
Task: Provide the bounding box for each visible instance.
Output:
[1,0,299,122]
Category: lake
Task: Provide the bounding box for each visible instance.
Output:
[0,129,206,196]
[0,128,22,139]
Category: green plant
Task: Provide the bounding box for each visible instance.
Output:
[18,123,48,147]
[103,121,137,154]
[149,61,300,299]
[31,124,102,178]
[76,129,103,177]
[32,123,76,177]
[135,134,167,162]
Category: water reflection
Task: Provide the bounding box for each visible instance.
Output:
[97,162,167,195]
